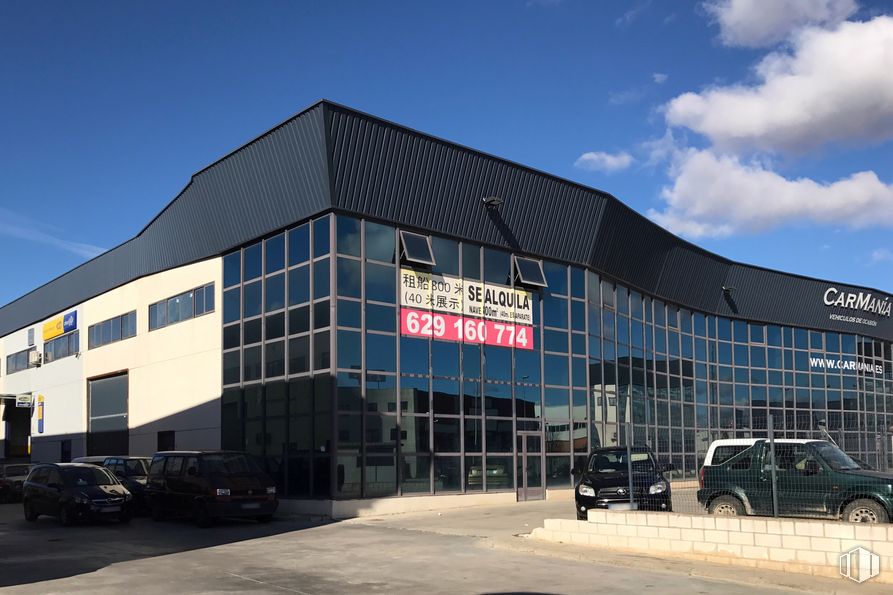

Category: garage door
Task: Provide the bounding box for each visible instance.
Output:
[87,373,129,456]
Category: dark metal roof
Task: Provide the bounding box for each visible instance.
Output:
[2,100,892,341]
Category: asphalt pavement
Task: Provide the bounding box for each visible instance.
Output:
[0,497,879,594]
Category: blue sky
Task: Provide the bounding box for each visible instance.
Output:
[1,0,892,307]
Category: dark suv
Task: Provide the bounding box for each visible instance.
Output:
[22,463,132,525]
[573,446,673,520]
[145,451,278,527]
[698,439,893,523]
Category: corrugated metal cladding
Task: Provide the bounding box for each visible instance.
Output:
[2,99,892,341]
[720,266,893,338]
[325,103,893,341]
[0,104,330,338]
[326,105,608,265]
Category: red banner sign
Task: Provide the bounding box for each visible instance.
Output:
[400,308,533,350]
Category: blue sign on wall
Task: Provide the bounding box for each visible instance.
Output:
[63,311,77,333]
[37,397,44,434]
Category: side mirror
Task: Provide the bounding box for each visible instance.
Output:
[662,463,676,472]
[571,467,581,476]
[803,460,822,475]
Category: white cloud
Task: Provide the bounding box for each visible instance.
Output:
[871,248,893,262]
[574,151,634,173]
[615,0,652,28]
[652,73,668,84]
[641,129,683,167]
[647,149,893,238]
[665,15,893,154]
[0,207,106,259]
[704,0,857,47]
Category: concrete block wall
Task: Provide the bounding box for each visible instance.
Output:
[531,510,893,584]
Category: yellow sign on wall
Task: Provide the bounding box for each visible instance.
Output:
[42,316,64,341]
[41,311,77,341]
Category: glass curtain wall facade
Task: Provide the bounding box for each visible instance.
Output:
[221,212,893,499]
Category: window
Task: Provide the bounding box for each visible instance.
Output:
[164,456,185,477]
[89,311,136,349]
[710,445,749,465]
[149,283,215,330]
[513,256,548,287]
[44,331,79,363]
[6,347,36,374]
[399,230,436,266]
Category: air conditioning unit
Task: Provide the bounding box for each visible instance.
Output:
[28,350,42,367]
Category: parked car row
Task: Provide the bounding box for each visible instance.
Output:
[573,439,893,524]
[20,450,278,528]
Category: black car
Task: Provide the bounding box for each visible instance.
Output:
[0,463,32,503]
[145,451,278,527]
[22,463,133,525]
[573,446,673,520]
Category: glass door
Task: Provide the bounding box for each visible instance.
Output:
[516,432,544,501]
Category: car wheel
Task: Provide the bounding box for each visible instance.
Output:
[59,506,74,527]
[194,502,213,528]
[708,495,744,517]
[576,512,587,521]
[843,499,889,524]
[255,514,273,524]
[23,500,38,522]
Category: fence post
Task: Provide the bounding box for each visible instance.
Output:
[767,413,779,518]
[625,418,634,506]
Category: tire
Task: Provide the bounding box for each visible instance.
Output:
[708,495,745,517]
[23,500,38,522]
[59,505,74,527]
[255,514,273,524]
[194,502,213,528]
[842,499,889,524]
[576,513,587,521]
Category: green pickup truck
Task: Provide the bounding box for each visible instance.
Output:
[697,439,893,523]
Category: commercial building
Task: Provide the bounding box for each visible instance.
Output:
[2,101,892,509]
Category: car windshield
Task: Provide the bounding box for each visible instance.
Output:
[588,450,655,473]
[4,465,30,476]
[201,453,264,475]
[812,442,862,471]
[124,459,148,476]
[62,466,116,487]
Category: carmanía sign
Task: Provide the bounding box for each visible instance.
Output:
[823,288,891,318]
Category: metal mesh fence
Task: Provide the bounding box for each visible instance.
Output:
[575,413,893,523]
